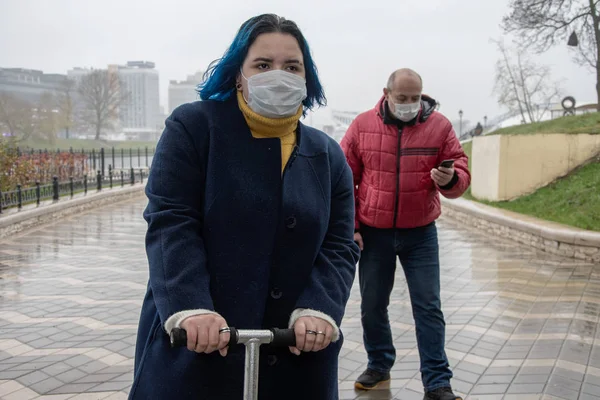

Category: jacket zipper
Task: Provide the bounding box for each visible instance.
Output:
[392,127,402,227]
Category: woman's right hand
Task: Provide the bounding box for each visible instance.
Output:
[180,314,231,357]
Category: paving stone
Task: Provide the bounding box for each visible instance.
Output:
[28,377,65,394]
[64,355,95,368]
[41,362,75,376]
[471,384,510,394]
[580,394,600,400]
[553,367,585,382]
[513,374,550,384]
[55,368,87,383]
[453,369,481,384]
[507,383,546,394]
[49,383,98,395]
[0,370,30,380]
[87,381,132,392]
[478,374,514,384]
[16,370,51,386]
[582,382,600,396]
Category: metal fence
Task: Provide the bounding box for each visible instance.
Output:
[13,146,155,178]
[0,167,147,213]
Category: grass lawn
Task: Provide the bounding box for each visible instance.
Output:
[459,113,600,231]
[489,112,600,136]
[475,161,600,231]
[17,138,158,151]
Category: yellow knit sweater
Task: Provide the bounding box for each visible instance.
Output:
[237,91,302,173]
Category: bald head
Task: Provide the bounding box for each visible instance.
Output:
[386,68,423,91]
[384,68,423,112]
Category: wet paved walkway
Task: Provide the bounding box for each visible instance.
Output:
[0,199,599,400]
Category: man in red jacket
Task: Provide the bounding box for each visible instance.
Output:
[341,69,470,400]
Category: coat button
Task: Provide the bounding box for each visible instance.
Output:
[285,216,296,229]
[267,355,278,366]
[270,288,282,299]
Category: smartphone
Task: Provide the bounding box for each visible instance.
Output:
[439,159,455,168]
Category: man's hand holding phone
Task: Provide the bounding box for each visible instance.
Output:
[431,159,455,187]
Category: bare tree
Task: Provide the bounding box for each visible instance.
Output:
[0,92,36,140]
[77,69,124,140]
[493,40,562,123]
[35,92,60,145]
[56,78,76,139]
[502,0,600,111]
[0,92,19,137]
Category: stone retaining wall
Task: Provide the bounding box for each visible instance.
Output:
[441,197,600,263]
[0,184,146,239]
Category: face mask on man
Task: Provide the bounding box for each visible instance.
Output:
[392,101,421,122]
[241,69,307,118]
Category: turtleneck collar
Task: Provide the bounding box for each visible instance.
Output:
[237,91,302,138]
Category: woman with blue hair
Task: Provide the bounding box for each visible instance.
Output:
[129,13,360,399]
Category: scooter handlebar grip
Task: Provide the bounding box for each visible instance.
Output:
[170,327,239,349]
[228,327,238,347]
[170,328,187,348]
[270,328,296,347]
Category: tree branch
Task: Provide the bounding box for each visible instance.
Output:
[494,39,562,123]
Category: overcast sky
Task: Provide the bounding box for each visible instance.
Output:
[0,0,596,127]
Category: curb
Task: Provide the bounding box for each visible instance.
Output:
[440,197,600,263]
[0,184,146,239]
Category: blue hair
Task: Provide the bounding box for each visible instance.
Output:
[197,14,326,112]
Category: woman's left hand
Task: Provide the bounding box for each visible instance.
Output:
[290,316,334,355]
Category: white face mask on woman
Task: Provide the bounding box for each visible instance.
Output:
[241,69,307,118]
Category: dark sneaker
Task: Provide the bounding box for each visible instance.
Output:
[423,387,463,400]
[354,369,391,390]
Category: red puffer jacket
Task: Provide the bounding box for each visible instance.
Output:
[341,95,470,230]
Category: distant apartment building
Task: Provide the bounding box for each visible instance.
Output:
[168,70,203,114]
[66,67,90,83]
[114,61,160,140]
[0,67,66,103]
[0,67,76,138]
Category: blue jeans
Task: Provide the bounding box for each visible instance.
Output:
[358,222,452,391]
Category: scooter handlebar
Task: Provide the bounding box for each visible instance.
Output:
[169,327,296,348]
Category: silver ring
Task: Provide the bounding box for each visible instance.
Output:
[219,327,231,334]
[306,330,317,335]
[315,331,325,335]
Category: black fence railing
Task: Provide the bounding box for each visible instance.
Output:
[0,167,147,213]
[11,146,155,179]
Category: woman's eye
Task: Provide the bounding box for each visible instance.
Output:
[286,65,298,72]
[257,64,269,70]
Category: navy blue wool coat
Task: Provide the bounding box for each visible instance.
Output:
[129,95,360,400]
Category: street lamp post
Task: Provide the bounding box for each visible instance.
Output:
[458,109,463,137]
